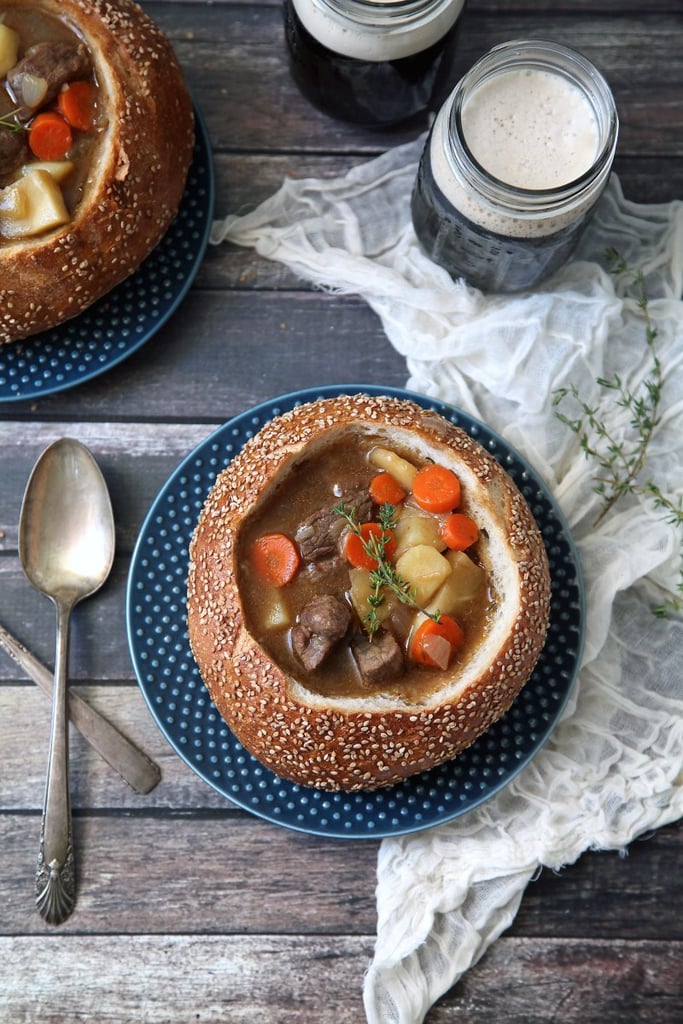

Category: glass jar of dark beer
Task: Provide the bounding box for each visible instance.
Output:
[284,0,466,127]
[411,39,619,292]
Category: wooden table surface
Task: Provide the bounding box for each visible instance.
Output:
[1,1,681,1021]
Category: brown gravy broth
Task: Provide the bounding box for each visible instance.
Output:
[0,5,105,211]
[236,433,497,701]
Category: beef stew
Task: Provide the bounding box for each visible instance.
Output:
[237,434,496,702]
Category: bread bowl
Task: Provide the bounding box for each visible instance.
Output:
[187,394,551,792]
[0,0,194,345]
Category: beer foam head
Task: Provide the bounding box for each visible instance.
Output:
[291,0,464,62]
[428,46,617,239]
[461,68,599,189]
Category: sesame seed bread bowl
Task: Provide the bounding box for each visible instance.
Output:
[187,394,551,792]
[0,0,193,345]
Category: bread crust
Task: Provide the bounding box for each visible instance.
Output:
[187,394,551,792]
[0,0,194,344]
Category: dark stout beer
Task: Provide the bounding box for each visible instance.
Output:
[411,138,597,293]
[284,0,465,128]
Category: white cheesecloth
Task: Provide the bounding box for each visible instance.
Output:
[210,136,683,1024]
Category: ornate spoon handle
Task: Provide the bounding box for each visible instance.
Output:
[36,601,75,925]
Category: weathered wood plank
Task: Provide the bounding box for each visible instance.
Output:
[0,934,373,1024]
[149,1,680,10]
[0,428,216,551]
[0,934,680,1024]
[0,816,379,935]
[150,3,683,157]
[0,812,680,936]
[1,674,681,942]
[3,146,673,358]
[0,682,232,810]
[201,152,683,294]
[0,291,408,419]
[429,938,683,1023]
[150,0,681,11]
[510,823,683,941]
[0,559,144,677]
[205,152,682,220]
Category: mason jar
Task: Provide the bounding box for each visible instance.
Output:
[283,0,466,127]
[411,39,619,291]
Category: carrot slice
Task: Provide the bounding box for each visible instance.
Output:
[57,80,97,131]
[410,615,464,668]
[412,464,461,514]
[28,111,73,160]
[251,532,301,588]
[344,522,396,571]
[440,512,479,551]
[369,472,407,507]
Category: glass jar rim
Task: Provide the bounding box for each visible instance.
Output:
[448,38,619,211]
[314,0,461,29]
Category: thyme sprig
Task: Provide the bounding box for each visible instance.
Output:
[334,501,439,636]
[0,108,24,133]
[553,249,683,616]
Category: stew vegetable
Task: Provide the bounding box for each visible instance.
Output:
[239,435,495,702]
[0,7,102,241]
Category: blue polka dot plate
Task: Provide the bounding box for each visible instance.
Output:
[126,385,584,839]
[0,105,214,403]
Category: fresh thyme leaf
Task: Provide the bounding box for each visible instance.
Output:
[553,249,682,615]
[335,500,439,636]
[378,502,398,531]
[605,246,628,275]
[0,109,25,133]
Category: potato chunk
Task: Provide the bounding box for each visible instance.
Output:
[369,447,418,492]
[393,506,444,558]
[0,169,69,239]
[261,589,291,630]
[348,566,398,625]
[349,566,375,622]
[0,24,19,79]
[22,160,75,185]
[395,544,452,605]
[425,550,486,617]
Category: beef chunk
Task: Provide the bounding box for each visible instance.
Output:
[351,629,404,687]
[8,42,91,119]
[295,505,343,562]
[295,485,373,563]
[299,594,351,639]
[0,92,27,177]
[338,484,373,523]
[291,628,337,672]
[291,595,351,672]
[0,123,27,177]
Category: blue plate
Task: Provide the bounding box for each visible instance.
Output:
[0,105,214,403]
[127,385,585,839]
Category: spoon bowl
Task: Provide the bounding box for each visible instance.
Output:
[19,438,115,925]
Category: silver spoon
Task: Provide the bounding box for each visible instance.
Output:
[19,439,115,925]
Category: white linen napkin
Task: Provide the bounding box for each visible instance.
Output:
[210,137,683,1024]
